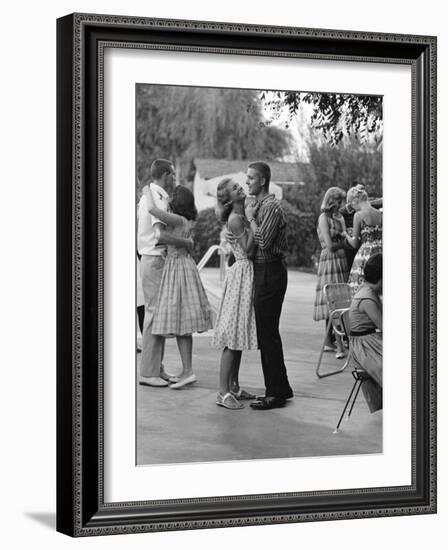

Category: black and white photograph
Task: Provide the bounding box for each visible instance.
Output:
[135,83,384,465]
[1,0,445,545]
[52,6,437,540]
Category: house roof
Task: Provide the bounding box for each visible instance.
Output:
[194,158,306,183]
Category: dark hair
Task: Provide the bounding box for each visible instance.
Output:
[169,185,197,221]
[364,253,382,284]
[150,159,174,180]
[216,178,234,223]
[248,161,271,188]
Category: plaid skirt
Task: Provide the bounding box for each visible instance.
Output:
[152,253,213,337]
[314,248,349,321]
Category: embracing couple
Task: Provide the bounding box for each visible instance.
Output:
[213,162,293,411]
[138,159,212,390]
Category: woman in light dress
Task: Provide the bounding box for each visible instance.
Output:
[342,186,382,294]
[144,185,213,389]
[213,178,258,410]
[348,253,383,413]
[314,187,349,358]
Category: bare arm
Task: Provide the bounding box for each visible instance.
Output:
[318,214,345,252]
[149,205,184,227]
[359,299,382,331]
[244,203,259,248]
[228,214,251,251]
[371,197,383,209]
[143,187,184,227]
[154,222,193,250]
[343,212,362,248]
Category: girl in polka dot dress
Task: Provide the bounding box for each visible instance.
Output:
[213,178,258,410]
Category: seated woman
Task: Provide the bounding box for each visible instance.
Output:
[348,252,382,413]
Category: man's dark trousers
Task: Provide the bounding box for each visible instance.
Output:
[254,259,292,398]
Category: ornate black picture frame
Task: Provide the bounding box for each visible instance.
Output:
[56,13,437,536]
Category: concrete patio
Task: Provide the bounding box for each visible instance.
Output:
[137,268,382,465]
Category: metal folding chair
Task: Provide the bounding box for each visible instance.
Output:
[316,283,352,378]
[333,309,370,433]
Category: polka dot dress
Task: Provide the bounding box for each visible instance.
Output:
[213,238,258,351]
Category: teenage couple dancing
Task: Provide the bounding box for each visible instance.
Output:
[138,159,293,411]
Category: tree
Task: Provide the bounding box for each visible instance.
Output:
[191,208,222,266]
[260,91,383,146]
[283,136,382,218]
[136,85,293,187]
[281,201,318,267]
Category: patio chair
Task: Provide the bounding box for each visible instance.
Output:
[316,282,352,378]
[333,309,371,433]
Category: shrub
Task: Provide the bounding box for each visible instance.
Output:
[192,203,318,269]
[191,207,222,266]
[281,200,318,268]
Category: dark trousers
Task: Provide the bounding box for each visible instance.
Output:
[253,260,292,398]
[137,305,145,335]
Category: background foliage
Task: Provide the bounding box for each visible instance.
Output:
[283,136,382,218]
[191,203,318,269]
[260,91,383,146]
[136,85,292,187]
[137,86,383,268]
[281,201,318,268]
[191,208,222,267]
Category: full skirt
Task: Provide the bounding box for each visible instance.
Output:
[213,259,258,351]
[152,255,213,336]
[314,248,349,321]
[350,332,382,413]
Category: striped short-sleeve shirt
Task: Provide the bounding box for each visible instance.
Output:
[253,194,287,263]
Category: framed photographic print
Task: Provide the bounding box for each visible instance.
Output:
[56,13,437,536]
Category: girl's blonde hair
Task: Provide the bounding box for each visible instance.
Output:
[347,185,368,206]
[215,178,235,223]
[320,186,346,213]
